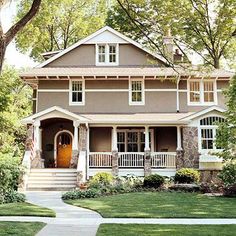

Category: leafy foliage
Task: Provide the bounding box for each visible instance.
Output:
[143,174,165,188]
[15,0,109,61]
[62,188,101,200]
[107,0,236,68]
[0,66,31,155]
[0,190,26,204]
[216,75,236,161]
[89,172,114,187]
[218,162,236,186]
[174,168,200,184]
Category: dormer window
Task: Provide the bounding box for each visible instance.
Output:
[96,44,118,66]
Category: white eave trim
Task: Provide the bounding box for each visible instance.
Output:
[37,26,168,68]
[181,106,226,121]
[21,106,88,124]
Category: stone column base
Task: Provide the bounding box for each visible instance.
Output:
[200,169,222,184]
[70,150,79,168]
[112,150,119,176]
[31,150,44,168]
[176,149,184,169]
[144,151,151,176]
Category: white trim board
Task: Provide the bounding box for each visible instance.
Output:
[37,26,168,68]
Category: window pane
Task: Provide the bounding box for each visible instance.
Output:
[109,45,116,53]
[189,81,200,102]
[98,45,105,53]
[128,144,138,152]
[109,54,116,63]
[99,54,105,63]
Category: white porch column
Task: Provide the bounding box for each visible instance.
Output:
[177,126,182,150]
[72,121,80,151]
[144,125,150,151]
[39,128,42,151]
[112,125,118,151]
[34,120,41,150]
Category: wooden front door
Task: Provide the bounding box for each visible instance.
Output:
[57,132,72,168]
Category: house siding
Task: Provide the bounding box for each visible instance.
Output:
[46,44,162,67]
[37,79,228,113]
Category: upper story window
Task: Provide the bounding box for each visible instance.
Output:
[129,79,145,105]
[199,116,225,151]
[188,80,217,106]
[69,80,85,106]
[96,44,118,66]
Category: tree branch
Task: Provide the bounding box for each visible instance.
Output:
[5,0,41,46]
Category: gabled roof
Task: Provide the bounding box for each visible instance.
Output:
[181,106,226,121]
[37,26,168,68]
[21,106,88,124]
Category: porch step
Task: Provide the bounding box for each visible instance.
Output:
[26,168,77,191]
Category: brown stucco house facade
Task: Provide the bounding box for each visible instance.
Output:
[20,26,234,190]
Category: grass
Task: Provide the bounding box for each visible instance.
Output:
[97,224,236,236]
[65,191,236,218]
[0,202,55,217]
[0,222,46,236]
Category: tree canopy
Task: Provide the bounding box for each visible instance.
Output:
[0,66,32,156]
[16,0,109,61]
[107,0,236,69]
[216,74,236,162]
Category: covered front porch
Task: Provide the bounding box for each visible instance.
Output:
[87,125,182,177]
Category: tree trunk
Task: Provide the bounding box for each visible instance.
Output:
[213,57,220,69]
[0,38,6,73]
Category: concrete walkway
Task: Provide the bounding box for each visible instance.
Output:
[26,191,102,236]
[0,191,236,236]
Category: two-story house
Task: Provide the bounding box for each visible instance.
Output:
[20,26,234,190]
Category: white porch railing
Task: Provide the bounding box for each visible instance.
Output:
[118,152,144,167]
[151,152,176,168]
[89,152,112,167]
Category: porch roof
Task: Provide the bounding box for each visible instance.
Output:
[20,66,234,80]
[78,112,193,125]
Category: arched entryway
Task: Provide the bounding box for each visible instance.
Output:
[55,130,73,168]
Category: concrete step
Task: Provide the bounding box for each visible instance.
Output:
[29,173,77,177]
[27,187,76,191]
[28,176,77,180]
[28,180,76,184]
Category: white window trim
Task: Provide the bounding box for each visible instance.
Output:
[95,43,119,66]
[198,115,224,153]
[187,79,217,106]
[117,129,154,152]
[129,78,145,106]
[69,79,85,106]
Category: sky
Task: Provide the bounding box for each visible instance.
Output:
[1,1,37,68]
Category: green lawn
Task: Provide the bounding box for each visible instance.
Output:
[0,202,55,217]
[65,192,236,218]
[97,224,236,236]
[0,222,46,236]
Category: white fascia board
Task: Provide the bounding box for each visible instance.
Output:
[21,106,89,124]
[181,106,226,121]
[37,26,168,68]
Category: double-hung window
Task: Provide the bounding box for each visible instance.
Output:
[188,80,216,105]
[69,80,85,105]
[199,116,225,151]
[96,44,118,65]
[129,79,145,105]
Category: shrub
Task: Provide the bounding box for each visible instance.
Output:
[62,188,101,200]
[174,168,200,184]
[224,183,236,197]
[0,153,23,193]
[218,162,236,186]
[143,174,165,188]
[0,189,25,204]
[89,172,113,187]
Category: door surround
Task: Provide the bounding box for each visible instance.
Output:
[54,130,73,167]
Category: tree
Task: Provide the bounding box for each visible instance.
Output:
[16,0,108,61]
[0,0,41,72]
[107,0,236,69]
[216,74,236,162]
[0,66,32,156]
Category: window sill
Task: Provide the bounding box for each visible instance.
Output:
[188,102,217,106]
[129,102,145,106]
[69,102,85,106]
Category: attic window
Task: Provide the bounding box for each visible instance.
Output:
[96,44,118,66]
